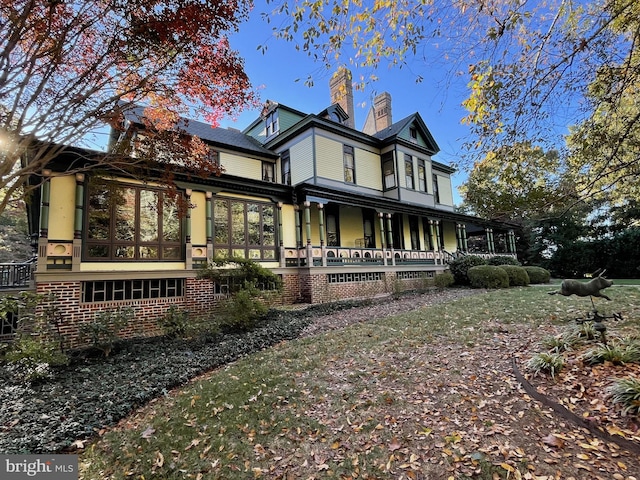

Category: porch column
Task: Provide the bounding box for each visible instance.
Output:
[277,202,285,267]
[37,171,51,273]
[462,224,468,252]
[72,173,85,272]
[378,212,386,249]
[428,219,436,251]
[488,228,495,254]
[205,192,213,259]
[485,228,494,254]
[304,201,313,266]
[303,201,312,245]
[386,213,395,266]
[456,224,463,251]
[317,204,325,246]
[508,229,516,254]
[185,189,193,269]
[317,203,326,267]
[294,205,302,248]
[378,212,388,266]
[433,220,442,264]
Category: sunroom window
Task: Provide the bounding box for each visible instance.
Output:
[213,198,276,260]
[85,179,182,261]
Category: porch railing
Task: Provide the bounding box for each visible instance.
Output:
[0,258,36,289]
[283,246,517,268]
[283,246,458,267]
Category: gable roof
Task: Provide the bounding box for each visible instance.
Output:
[120,105,277,159]
[373,113,440,155]
[242,102,308,135]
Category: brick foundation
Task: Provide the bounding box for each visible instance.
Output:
[31,268,442,348]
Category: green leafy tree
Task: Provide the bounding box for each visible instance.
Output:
[459,142,572,222]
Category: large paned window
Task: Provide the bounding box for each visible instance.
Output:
[422,218,434,250]
[85,180,182,261]
[262,162,275,182]
[213,198,276,260]
[343,145,355,183]
[409,215,420,250]
[325,204,340,246]
[382,152,396,189]
[281,150,291,185]
[433,174,441,203]
[418,159,427,192]
[405,154,414,189]
[362,209,376,248]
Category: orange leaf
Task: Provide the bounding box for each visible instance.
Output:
[542,434,564,448]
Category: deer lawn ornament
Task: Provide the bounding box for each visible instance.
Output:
[548,269,613,301]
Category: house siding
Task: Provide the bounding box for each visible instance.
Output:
[190,191,207,245]
[355,148,382,190]
[315,134,343,182]
[221,151,262,180]
[338,206,364,247]
[434,173,454,207]
[279,109,304,132]
[48,176,75,241]
[290,135,314,184]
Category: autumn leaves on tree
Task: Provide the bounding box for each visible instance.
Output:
[0,0,258,216]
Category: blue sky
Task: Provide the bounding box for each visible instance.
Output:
[220,8,474,204]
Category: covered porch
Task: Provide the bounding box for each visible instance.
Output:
[278,185,518,269]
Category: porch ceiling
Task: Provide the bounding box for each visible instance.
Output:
[296,183,517,231]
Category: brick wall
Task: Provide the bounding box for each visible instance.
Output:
[31,269,439,348]
[36,281,184,349]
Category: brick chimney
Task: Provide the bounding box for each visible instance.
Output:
[362,92,392,135]
[329,67,355,129]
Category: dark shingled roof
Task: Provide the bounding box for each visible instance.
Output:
[372,113,415,141]
[122,105,277,158]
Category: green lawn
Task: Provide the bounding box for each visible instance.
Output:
[79,287,640,479]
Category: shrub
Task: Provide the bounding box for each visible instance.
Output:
[4,335,68,384]
[487,255,521,266]
[608,376,640,415]
[160,305,190,338]
[448,255,487,285]
[524,266,551,284]
[434,271,455,288]
[199,255,283,294]
[79,307,134,357]
[526,352,564,378]
[499,265,530,287]
[216,281,268,331]
[467,265,509,289]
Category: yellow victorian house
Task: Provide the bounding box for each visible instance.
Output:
[9,70,518,346]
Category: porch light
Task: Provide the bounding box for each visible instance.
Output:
[43,169,52,177]
[75,173,85,182]
[185,188,192,196]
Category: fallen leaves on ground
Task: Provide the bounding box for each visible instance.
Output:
[80,289,640,479]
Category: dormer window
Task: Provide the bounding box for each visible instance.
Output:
[265,111,279,137]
